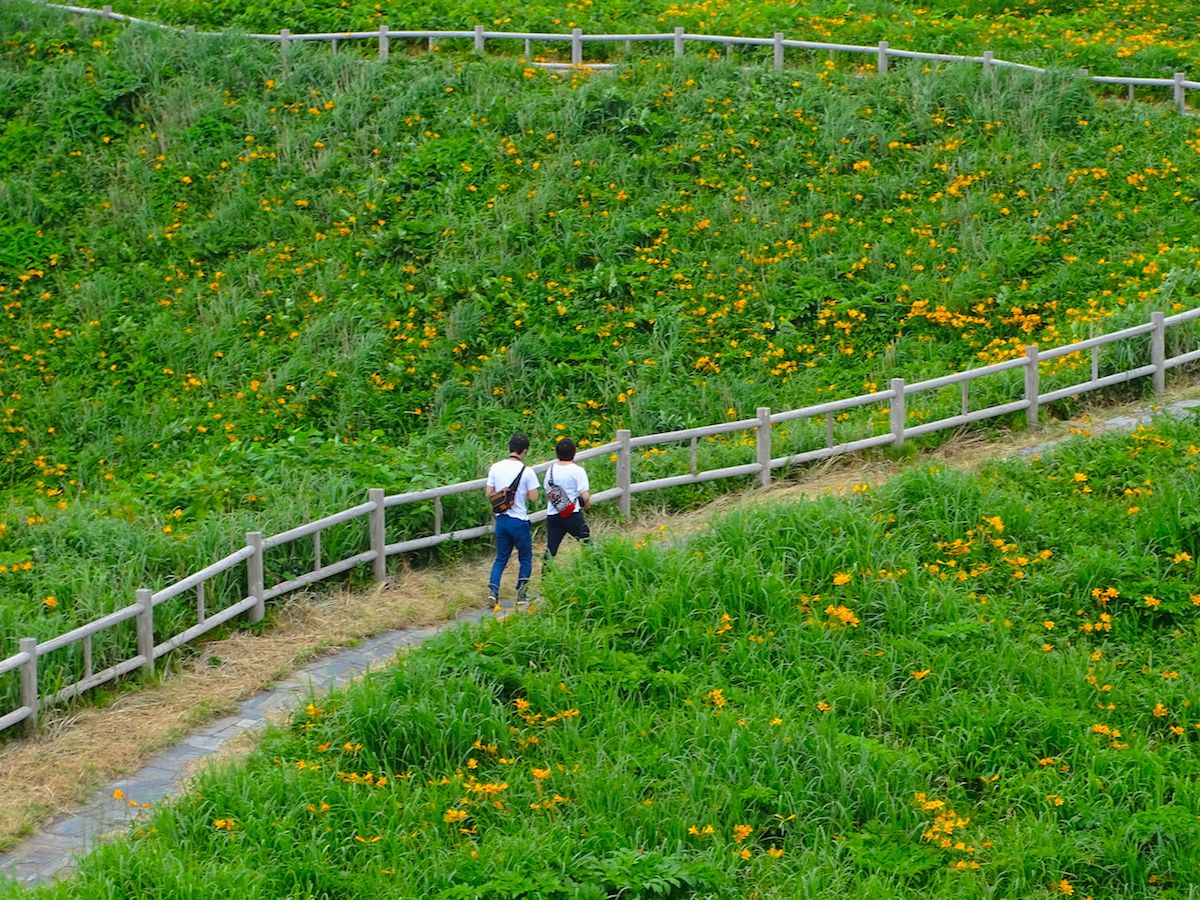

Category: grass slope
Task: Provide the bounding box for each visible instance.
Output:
[4,413,1198,898]
[1,2,1199,705]
[108,0,1199,78]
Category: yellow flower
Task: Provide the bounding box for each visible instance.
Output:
[832,572,851,586]
[732,824,753,843]
[911,669,930,680]
[443,809,469,824]
[42,596,57,608]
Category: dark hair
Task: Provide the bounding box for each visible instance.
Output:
[555,437,576,461]
[508,433,530,455]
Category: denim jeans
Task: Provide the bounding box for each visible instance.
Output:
[489,514,532,599]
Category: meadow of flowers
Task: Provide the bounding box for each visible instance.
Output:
[116,0,1200,78]
[1,1,1199,702]
[4,415,1197,898]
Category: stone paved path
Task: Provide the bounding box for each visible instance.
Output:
[2,397,1198,889]
[0,606,499,887]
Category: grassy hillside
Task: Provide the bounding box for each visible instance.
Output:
[1,1,1199,693]
[6,413,1198,898]
[110,0,1199,78]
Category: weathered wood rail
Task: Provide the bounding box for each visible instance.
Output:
[2,306,1199,734]
[40,2,1200,112]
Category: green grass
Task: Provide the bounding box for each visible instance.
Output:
[107,0,1199,78]
[2,0,1200,711]
[4,412,1198,898]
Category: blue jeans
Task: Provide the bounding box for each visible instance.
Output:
[489,514,532,600]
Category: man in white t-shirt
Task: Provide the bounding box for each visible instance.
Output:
[485,433,540,605]
[544,437,591,559]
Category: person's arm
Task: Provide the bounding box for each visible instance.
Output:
[526,469,539,504]
[579,468,591,509]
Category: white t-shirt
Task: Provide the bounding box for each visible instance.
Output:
[487,458,540,520]
[545,462,589,514]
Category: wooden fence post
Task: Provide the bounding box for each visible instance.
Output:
[101,4,113,17]
[757,407,772,487]
[279,28,290,57]
[673,27,684,58]
[877,41,888,75]
[617,429,632,520]
[19,637,37,734]
[1151,310,1166,395]
[136,589,154,676]
[773,33,784,71]
[1024,345,1040,429]
[983,50,993,75]
[889,378,906,448]
[474,24,485,55]
[369,488,387,582]
[247,531,265,623]
[571,28,582,66]
[378,24,389,62]
[1174,73,1186,112]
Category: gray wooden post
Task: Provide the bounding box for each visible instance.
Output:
[247,531,265,623]
[617,429,632,520]
[1174,73,1186,112]
[378,24,389,61]
[877,41,888,75]
[19,637,37,733]
[1127,82,1134,102]
[756,407,772,487]
[279,28,290,54]
[773,33,784,71]
[524,38,531,60]
[571,28,582,66]
[889,378,906,448]
[1151,310,1166,395]
[1024,345,1040,429]
[673,27,684,57]
[369,488,387,582]
[101,4,113,17]
[983,50,993,75]
[474,24,485,55]
[135,589,154,676]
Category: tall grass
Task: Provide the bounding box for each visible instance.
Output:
[5,413,1198,898]
[2,3,1199,710]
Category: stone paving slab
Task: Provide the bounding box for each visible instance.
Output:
[0,602,501,888]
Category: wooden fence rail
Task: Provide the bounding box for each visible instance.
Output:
[38,3,1199,111]
[2,305,1199,735]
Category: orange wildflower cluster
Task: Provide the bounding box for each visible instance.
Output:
[913,793,985,870]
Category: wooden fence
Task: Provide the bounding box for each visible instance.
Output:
[41,3,1199,112]
[2,306,1199,735]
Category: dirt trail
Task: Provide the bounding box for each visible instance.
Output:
[1,385,1196,851]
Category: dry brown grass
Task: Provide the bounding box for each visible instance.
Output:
[1,380,1196,850]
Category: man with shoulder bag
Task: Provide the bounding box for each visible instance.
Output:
[544,437,591,560]
[485,433,540,606]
